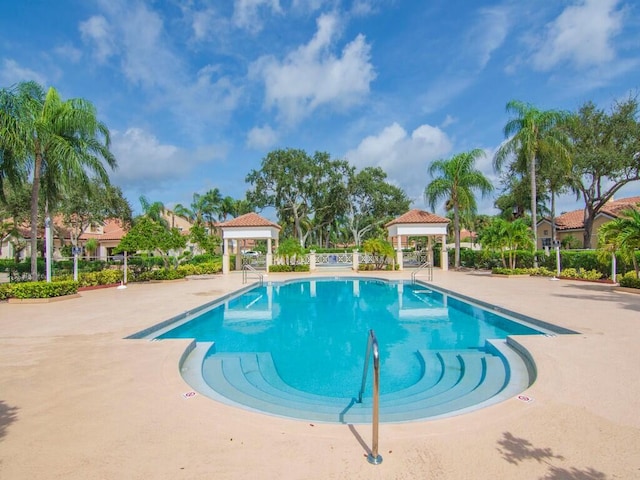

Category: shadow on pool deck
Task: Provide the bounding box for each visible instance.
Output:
[0,400,19,441]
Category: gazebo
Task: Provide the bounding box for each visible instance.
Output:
[218,213,281,274]
[385,209,450,271]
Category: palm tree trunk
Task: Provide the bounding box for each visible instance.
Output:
[530,154,538,267]
[30,151,42,280]
[454,205,460,268]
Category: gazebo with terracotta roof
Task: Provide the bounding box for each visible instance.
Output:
[385,209,450,271]
[217,212,281,274]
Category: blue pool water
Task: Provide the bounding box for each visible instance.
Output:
[157,278,543,398]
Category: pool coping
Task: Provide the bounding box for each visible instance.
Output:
[2,270,639,479]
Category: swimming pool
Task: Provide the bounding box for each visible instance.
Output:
[139,277,569,423]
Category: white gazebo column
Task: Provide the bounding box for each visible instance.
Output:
[440,234,448,271]
[352,250,359,271]
[222,238,230,274]
[309,250,316,271]
[396,236,403,271]
[266,238,273,270]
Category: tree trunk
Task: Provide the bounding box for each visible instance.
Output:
[551,190,556,242]
[30,151,43,281]
[530,154,538,267]
[454,205,460,268]
[583,206,595,249]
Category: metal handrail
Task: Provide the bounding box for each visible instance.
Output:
[242,264,263,285]
[357,329,382,465]
[411,261,433,283]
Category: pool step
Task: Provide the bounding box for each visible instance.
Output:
[195,342,529,423]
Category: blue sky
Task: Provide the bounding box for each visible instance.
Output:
[1,0,639,218]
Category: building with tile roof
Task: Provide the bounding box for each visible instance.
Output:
[536,196,640,249]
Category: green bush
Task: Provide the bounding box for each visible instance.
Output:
[136,269,187,281]
[268,264,310,273]
[0,259,16,272]
[492,267,533,275]
[54,269,123,287]
[176,262,222,276]
[0,283,13,300]
[189,254,220,264]
[559,268,603,280]
[619,272,640,289]
[9,280,78,299]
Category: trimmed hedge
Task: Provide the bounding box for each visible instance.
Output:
[176,262,222,276]
[619,272,640,289]
[54,269,123,287]
[268,264,310,272]
[7,280,79,299]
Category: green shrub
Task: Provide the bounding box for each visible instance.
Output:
[492,267,533,275]
[0,283,13,300]
[189,254,220,264]
[136,269,187,281]
[268,264,310,273]
[619,274,640,289]
[0,259,16,272]
[9,280,78,299]
[559,268,603,280]
[176,262,222,276]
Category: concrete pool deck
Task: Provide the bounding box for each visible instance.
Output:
[0,270,639,479]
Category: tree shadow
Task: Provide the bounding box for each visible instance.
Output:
[552,284,640,312]
[0,400,19,440]
[497,432,610,480]
[497,432,564,465]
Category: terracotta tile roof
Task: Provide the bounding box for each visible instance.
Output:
[385,209,450,227]
[218,212,281,229]
[555,196,640,230]
[80,219,127,241]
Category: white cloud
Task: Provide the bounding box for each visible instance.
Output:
[79,15,116,63]
[345,122,453,205]
[0,59,47,86]
[420,6,509,114]
[78,2,242,137]
[440,114,457,128]
[532,0,624,71]
[110,128,183,188]
[246,125,278,150]
[471,7,510,69]
[53,43,83,63]
[110,128,227,195]
[290,0,329,14]
[233,0,282,33]
[252,12,376,123]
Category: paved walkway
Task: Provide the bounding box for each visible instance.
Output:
[0,271,639,479]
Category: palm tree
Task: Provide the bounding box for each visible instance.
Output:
[200,188,222,231]
[494,100,570,264]
[0,86,30,200]
[1,81,116,279]
[598,208,640,278]
[425,149,493,268]
[219,196,235,222]
[139,195,168,228]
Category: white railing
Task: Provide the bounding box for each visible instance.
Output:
[315,252,353,265]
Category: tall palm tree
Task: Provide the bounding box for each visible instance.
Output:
[1,81,116,279]
[425,149,493,268]
[0,86,30,201]
[494,100,570,264]
[200,188,222,231]
[219,196,235,222]
[139,195,168,228]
